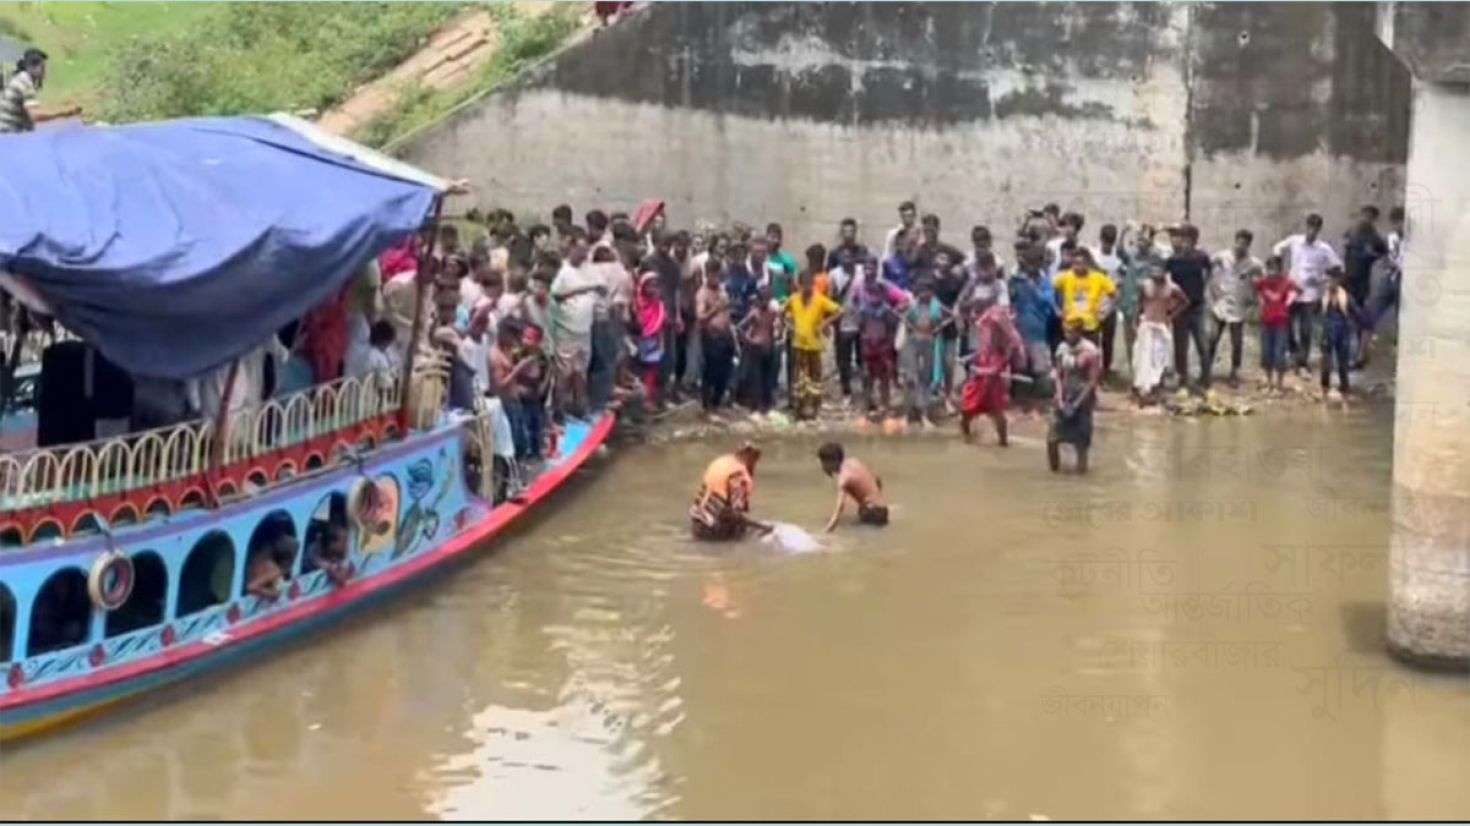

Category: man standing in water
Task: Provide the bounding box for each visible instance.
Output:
[1049,318,1102,474]
[690,443,771,541]
[961,278,1024,446]
[817,442,888,531]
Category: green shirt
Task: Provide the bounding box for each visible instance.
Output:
[1118,250,1162,319]
[766,251,798,301]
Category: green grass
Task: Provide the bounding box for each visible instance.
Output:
[0,2,578,136]
[0,2,218,106]
[359,4,582,150]
[97,2,465,123]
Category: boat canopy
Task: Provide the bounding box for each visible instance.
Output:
[0,113,448,379]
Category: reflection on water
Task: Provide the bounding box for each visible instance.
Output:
[2,410,1468,820]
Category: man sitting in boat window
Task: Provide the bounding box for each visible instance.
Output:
[689,443,772,542]
[307,522,352,588]
[245,523,298,601]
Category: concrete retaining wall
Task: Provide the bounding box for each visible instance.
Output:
[402,1,1408,251]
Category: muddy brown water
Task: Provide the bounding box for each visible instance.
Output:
[2,409,1467,820]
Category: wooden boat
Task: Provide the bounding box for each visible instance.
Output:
[0,115,612,741]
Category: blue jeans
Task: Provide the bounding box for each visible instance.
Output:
[1288,303,1319,369]
[509,397,545,460]
[1260,325,1290,373]
[1172,305,1208,383]
[1321,327,1352,392]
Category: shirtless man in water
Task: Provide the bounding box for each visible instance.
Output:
[817,442,888,531]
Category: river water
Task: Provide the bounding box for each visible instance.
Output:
[2,410,1467,820]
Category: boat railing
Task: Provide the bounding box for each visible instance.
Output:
[0,369,405,513]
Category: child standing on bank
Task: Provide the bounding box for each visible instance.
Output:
[696,259,736,414]
[784,269,843,419]
[1319,266,1363,400]
[634,270,668,409]
[1253,255,1299,394]
[902,276,949,427]
[857,274,910,418]
[737,282,782,416]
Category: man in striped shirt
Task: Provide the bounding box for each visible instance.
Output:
[0,49,80,134]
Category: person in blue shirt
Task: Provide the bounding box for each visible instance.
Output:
[882,228,918,292]
[1007,242,1057,407]
[723,245,760,327]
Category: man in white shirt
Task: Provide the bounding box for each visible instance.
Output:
[458,305,493,399]
[881,200,919,262]
[1205,229,1264,387]
[550,235,602,414]
[586,245,624,411]
[188,334,293,453]
[1272,213,1342,370]
[1045,212,1091,278]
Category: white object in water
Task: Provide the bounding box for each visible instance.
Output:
[763,522,821,554]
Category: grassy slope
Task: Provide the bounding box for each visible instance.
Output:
[0,2,217,106]
[363,3,583,150]
[0,2,464,121]
[0,1,580,146]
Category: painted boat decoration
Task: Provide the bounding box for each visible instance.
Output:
[0,115,611,741]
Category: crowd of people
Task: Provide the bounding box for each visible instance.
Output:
[402,196,1405,482]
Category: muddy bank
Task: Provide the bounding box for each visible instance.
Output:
[620,366,1397,446]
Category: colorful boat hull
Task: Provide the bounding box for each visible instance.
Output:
[0,413,614,742]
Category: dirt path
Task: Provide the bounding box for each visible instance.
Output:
[317,2,575,137]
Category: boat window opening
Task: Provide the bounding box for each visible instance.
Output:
[0,584,15,662]
[178,490,207,512]
[73,512,104,537]
[113,505,142,527]
[30,521,63,543]
[302,493,350,576]
[177,531,235,618]
[0,526,22,548]
[243,510,297,599]
[27,568,91,657]
[104,552,167,638]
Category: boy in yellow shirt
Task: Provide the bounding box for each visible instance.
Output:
[784,269,842,419]
[1052,247,1117,344]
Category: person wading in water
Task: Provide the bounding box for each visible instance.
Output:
[817,442,888,531]
[1048,317,1102,474]
[690,443,771,541]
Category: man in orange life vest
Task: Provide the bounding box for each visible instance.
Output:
[689,442,773,541]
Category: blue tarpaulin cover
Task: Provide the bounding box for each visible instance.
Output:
[0,115,440,379]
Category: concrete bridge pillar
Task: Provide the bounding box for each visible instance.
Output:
[1379,3,1470,666]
